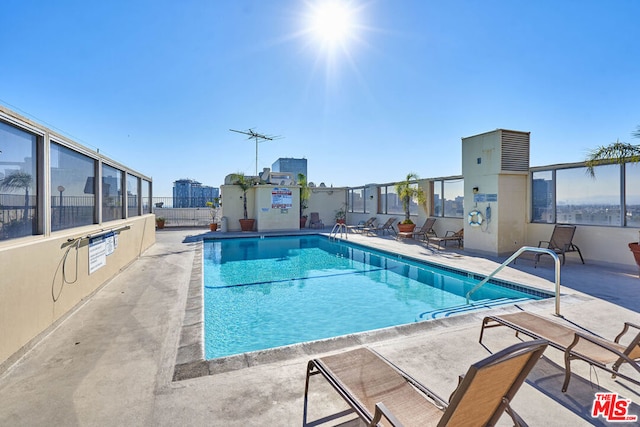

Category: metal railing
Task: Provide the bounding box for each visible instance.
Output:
[465,246,561,316]
[329,223,348,240]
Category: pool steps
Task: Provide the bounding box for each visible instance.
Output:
[417,297,531,320]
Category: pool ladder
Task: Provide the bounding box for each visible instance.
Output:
[329,223,348,240]
[465,246,561,316]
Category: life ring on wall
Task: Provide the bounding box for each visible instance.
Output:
[468,210,483,227]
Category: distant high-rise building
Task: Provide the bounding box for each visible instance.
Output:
[272,158,307,180]
[173,179,219,207]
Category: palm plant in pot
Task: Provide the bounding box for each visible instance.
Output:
[231,172,255,231]
[586,125,640,274]
[395,172,426,233]
[298,173,310,228]
[334,205,347,224]
[206,197,220,231]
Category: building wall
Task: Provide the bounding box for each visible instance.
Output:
[305,187,347,227]
[255,186,299,231]
[0,215,155,369]
[220,185,255,231]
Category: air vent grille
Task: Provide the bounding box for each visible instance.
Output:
[501,131,529,172]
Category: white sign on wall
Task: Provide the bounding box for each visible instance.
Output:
[88,236,107,274]
[105,232,115,256]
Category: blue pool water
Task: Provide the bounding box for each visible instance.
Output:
[203,235,548,359]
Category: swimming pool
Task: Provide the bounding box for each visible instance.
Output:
[203,235,550,359]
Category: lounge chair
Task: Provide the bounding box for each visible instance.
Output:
[480,311,640,392]
[309,212,324,229]
[303,340,547,427]
[428,228,464,249]
[534,224,584,266]
[364,217,397,236]
[411,218,437,240]
[346,217,376,234]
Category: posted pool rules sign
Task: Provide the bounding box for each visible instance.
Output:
[88,232,117,274]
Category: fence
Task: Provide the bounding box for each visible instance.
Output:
[153,207,213,227]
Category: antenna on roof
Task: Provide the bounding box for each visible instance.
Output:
[229,128,283,176]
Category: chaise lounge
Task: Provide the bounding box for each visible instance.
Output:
[534,224,584,266]
[480,311,640,392]
[364,217,397,236]
[303,340,548,427]
[427,228,464,249]
[347,217,376,234]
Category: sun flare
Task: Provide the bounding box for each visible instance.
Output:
[308,1,357,47]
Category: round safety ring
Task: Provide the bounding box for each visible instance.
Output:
[468,210,483,227]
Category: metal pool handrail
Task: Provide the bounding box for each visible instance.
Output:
[329,223,348,240]
[465,246,562,316]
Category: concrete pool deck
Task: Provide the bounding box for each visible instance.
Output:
[0,228,639,426]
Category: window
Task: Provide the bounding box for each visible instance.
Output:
[349,187,365,213]
[0,121,38,240]
[50,143,96,231]
[532,170,554,223]
[102,164,123,222]
[556,165,620,226]
[433,181,443,217]
[142,180,151,214]
[382,185,403,215]
[443,180,464,217]
[626,164,640,227]
[127,173,139,217]
[363,187,372,214]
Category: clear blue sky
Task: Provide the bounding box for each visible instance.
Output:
[1,0,638,196]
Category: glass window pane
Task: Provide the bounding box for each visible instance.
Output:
[102,164,123,222]
[532,170,554,223]
[386,185,403,215]
[127,173,139,217]
[50,143,96,231]
[0,121,38,240]
[433,181,443,217]
[626,164,640,227]
[351,188,364,213]
[142,180,151,214]
[443,179,464,217]
[407,183,421,216]
[556,165,621,225]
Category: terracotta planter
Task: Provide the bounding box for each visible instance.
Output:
[156,219,165,229]
[210,223,218,232]
[300,217,308,229]
[239,219,255,232]
[336,219,345,224]
[629,243,640,276]
[397,223,416,233]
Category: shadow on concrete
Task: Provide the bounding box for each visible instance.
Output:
[527,356,640,426]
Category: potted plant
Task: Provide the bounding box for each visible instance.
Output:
[156,217,166,229]
[206,198,220,231]
[395,172,426,233]
[298,173,310,228]
[334,206,347,224]
[231,172,255,231]
[586,126,640,271]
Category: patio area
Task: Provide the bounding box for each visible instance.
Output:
[0,228,638,426]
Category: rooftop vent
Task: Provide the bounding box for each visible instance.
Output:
[501,131,529,172]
